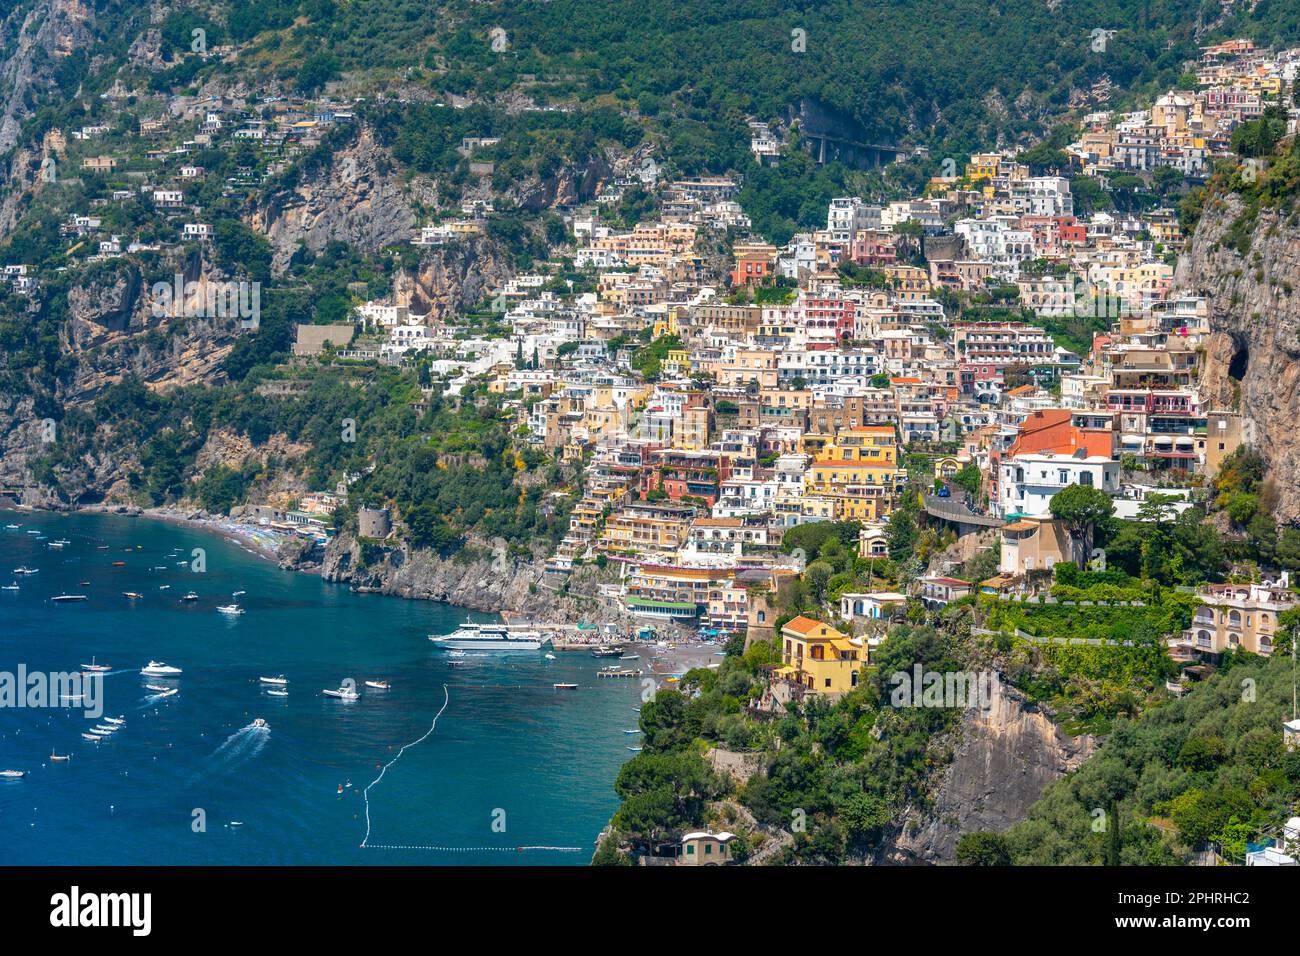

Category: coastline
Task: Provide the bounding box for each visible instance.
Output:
[1,502,298,567]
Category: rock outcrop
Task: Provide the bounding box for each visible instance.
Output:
[320,530,630,625]
[1179,192,1300,520]
[883,678,1097,863]
[254,125,417,272]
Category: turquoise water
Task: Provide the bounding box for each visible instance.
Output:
[0,510,639,864]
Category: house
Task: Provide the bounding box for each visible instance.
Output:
[998,450,1119,518]
[840,591,907,621]
[679,831,736,865]
[1175,577,1296,658]
[918,576,973,610]
[999,516,1073,574]
[81,155,117,173]
[773,616,862,698]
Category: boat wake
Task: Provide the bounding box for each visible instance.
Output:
[360,684,449,849]
[187,722,270,785]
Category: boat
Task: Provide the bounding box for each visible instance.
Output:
[1,583,18,591]
[49,753,71,762]
[111,561,125,566]
[12,566,37,575]
[232,590,246,597]
[266,689,289,697]
[79,581,91,587]
[97,545,109,550]
[24,530,39,535]
[92,725,119,734]
[123,592,143,600]
[364,680,390,690]
[623,729,641,734]
[146,687,178,698]
[4,524,19,529]
[544,652,557,660]
[0,770,25,778]
[103,716,126,726]
[51,594,88,603]
[144,684,171,692]
[141,661,182,676]
[447,650,465,658]
[429,621,550,651]
[179,592,198,602]
[620,654,640,661]
[48,541,64,549]
[251,718,268,729]
[158,585,170,590]
[259,676,288,686]
[553,683,578,690]
[590,645,624,658]
[80,658,111,673]
[322,687,360,700]
[86,728,114,737]
[626,747,643,753]
[216,604,244,615]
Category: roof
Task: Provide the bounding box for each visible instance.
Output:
[681,831,735,843]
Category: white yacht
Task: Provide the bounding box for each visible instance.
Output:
[322,686,360,700]
[259,675,288,686]
[216,604,244,615]
[429,621,550,651]
[141,661,182,677]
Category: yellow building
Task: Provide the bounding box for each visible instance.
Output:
[775,616,862,697]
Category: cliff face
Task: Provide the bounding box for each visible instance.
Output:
[254,125,417,273]
[883,678,1097,864]
[1178,193,1300,520]
[318,530,631,625]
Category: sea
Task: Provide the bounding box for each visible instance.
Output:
[0,509,642,864]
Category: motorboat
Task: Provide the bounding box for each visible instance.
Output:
[626,747,643,753]
[232,590,246,598]
[364,680,390,690]
[544,652,557,660]
[259,676,288,686]
[12,566,37,575]
[146,687,178,698]
[51,594,88,602]
[103,716,126,726]
[1,583,18,591]
[553,683,578,690]
[123,592,143,600]
[179,592,198,602]
[49,753,71,762]
[216,604,244,615]
[322,686,360,700]
[266,689,289,698]
[81,734,103,742]
[144,684,171,692]
[590,645,624,658]
[3,524,19,529]
[251,718,268,730]
[429,621,549,651]
[0,770,24,778]
[141,661,182,676]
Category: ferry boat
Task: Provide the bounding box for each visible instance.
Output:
[141,661,182,677]
[429,621,550,651]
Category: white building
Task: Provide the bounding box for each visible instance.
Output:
[998,450,1120,518]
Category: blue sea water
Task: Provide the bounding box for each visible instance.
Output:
[0,510,640,864]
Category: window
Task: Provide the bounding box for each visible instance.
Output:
[687,845,695,855]
[1079,471,1093,487]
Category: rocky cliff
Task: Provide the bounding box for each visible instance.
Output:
[1179,192,1300,520]
[882,678,1097,864]
[254,125,417,272]
[319,530,631,625]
